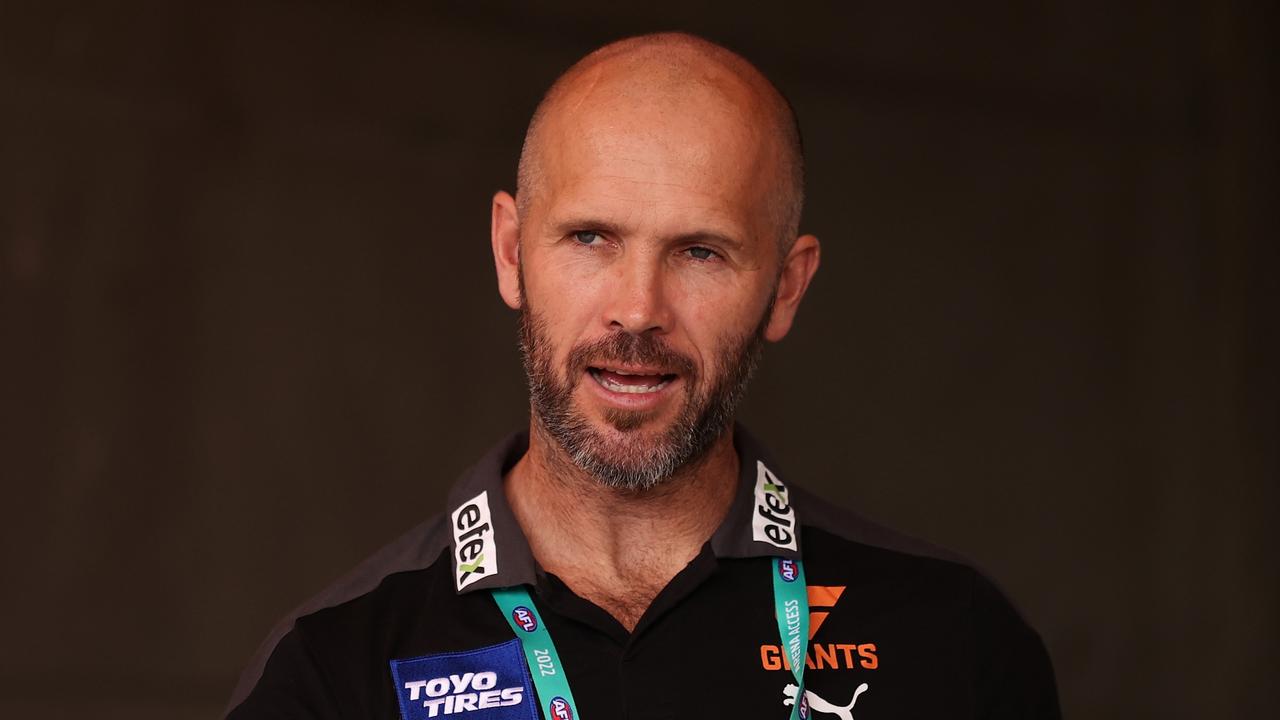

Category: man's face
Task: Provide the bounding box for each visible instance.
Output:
[508,79,789,489]
[518,274,771,490]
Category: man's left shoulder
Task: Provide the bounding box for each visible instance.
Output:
[775,486,1060,718]
[794,483,971,573]
[792,483,1043,631]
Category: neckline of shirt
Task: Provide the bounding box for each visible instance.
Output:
[444,423,804,595]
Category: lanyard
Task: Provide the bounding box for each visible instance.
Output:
[772,557,811,719]
[492,586,580,720]
[492,557,811,720]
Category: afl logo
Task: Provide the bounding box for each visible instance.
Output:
[548,696,573,719]
[798,692,810,718]
[511,606,538,632]
[778,558,798,582]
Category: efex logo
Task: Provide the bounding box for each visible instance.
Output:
[452,491,497,590]
[760,585,880,672]
[752,461,797,551]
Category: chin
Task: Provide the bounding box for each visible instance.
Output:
[574,418,721,492]
[601,407,665,433]
[535,376,731,491]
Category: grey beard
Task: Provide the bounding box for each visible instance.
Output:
[518,303,769,491]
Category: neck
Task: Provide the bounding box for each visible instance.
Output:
[504,422,739,631]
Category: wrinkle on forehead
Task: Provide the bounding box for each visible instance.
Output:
[516,33,802,249]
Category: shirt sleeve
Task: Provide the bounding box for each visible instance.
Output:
[969,569,1062,720]
[226,625,343,720]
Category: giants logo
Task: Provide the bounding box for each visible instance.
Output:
[760,585,880,672]
[548,697,573,720]
[778,558,799,582]
[452,491,497,590]
[511,606,537,632]
[752,461,797,551]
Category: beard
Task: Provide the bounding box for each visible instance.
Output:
[518,294,772,492]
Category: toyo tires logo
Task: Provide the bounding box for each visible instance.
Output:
[390,640,535,720]
[548,697,573,720]
[401,671,525,716]
[777,558,799,582]
[511,606,537,632]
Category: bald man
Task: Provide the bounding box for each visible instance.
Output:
[226,33,1060,720]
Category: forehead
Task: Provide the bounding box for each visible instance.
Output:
[532,70,782,236]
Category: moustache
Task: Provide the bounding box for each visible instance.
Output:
[564,332,697,383]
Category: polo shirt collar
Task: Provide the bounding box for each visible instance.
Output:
[445,424,803,595]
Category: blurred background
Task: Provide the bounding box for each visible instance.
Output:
[1,1,1275,718]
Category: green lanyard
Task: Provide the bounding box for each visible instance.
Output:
[492,557,811,720]
[772,557,811,719]
[492,586,580,720]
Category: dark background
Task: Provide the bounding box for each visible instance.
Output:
[1,1,1275,718]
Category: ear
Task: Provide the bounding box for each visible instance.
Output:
[491,190,522,310]
[764,234,821,342]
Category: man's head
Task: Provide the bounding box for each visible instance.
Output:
[491,32,821,490]
[515,34,806,257]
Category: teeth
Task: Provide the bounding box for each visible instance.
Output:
[606,368,658,376]
[592,371,670,394]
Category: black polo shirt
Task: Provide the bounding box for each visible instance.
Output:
[226,429,1059,719]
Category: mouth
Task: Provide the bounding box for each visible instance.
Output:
[587,365,678,395]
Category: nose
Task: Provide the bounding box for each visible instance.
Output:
[603,251,673,335]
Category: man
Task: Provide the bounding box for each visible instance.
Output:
[227,32,1059,719]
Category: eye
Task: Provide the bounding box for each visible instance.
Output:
[686,246,719,261]
[573,230,603,246]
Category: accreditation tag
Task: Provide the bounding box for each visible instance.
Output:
[774,558,811,719]
[492,586,582,720]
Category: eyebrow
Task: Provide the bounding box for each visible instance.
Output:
[548,216,745,251]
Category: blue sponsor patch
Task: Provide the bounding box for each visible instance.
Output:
[390,640,537,720]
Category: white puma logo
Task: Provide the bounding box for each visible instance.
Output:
[782,682,869,720]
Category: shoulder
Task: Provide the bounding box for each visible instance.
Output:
[794,483,969,566]
[793,482,1042,638]
[793,484,1060,717]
